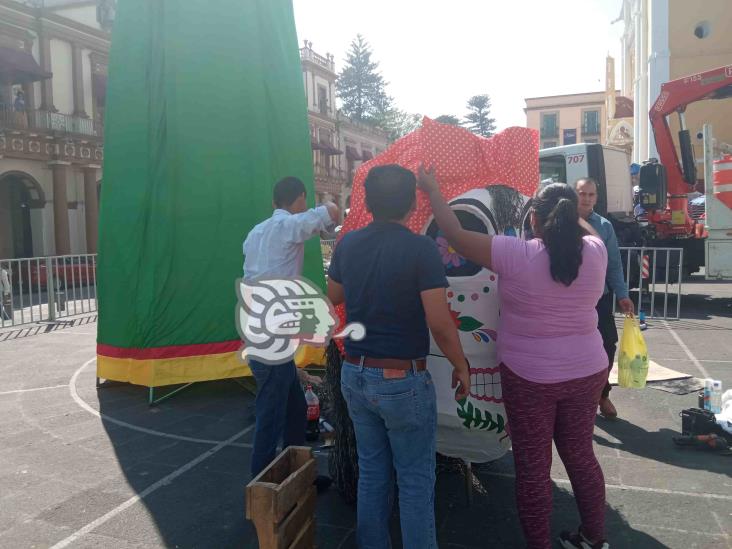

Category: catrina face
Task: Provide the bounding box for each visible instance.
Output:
[420,185,528,462]
[423,186,528,405]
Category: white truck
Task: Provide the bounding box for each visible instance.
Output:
[539,140,732,279]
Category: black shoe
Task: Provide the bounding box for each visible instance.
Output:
[559,529,609,549]
[313,475,332,494]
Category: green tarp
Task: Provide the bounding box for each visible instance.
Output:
[97,0,323,351]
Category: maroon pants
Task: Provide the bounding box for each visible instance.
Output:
[500,364,607,549]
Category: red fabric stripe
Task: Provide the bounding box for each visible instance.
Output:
[97,340,241,360]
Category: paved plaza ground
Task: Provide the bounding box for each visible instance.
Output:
[0,277,730,548]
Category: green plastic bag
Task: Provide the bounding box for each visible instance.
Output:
[618,315,649,388]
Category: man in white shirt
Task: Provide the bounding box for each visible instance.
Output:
[243,176,339,476]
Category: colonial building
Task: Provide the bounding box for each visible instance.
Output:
[0,10,389,260]
[0,0,112,260]
[616,0,732,162]
[300,41,388,214]
[525,91,611,149]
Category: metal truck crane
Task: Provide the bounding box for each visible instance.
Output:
[539,64,732,279]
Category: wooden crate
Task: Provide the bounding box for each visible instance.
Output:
[246,446,317,549]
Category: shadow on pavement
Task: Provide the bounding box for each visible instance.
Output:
[594,418,731,477]
[97,379,260,548]
[93,381,669,548]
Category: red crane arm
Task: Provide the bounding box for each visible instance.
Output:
[650,65,732,195]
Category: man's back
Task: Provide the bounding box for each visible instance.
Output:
[243,207,331,280]
[328,221,447,359]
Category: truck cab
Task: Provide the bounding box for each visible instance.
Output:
[539,143,641,245]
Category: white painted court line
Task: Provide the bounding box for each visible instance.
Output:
[660,319,712,379]
[653,357,732,364]
[70,358,252,448]
[480,470,732,502]
[0,384,68,396]
[49,423,254,549]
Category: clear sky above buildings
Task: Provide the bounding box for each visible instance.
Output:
[293,0,624,130]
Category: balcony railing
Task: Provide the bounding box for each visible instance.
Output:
[314,165,346,180]
[300,47,335,72]
[540,127,558,139]
[582,125,600,135]
[0,108,103,138]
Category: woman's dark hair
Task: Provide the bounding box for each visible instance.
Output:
[532,183,584,286]
[364,164,416,221]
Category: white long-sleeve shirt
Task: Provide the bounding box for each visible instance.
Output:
[243,206,332,281]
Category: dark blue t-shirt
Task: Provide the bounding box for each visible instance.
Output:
[328,221,448,359]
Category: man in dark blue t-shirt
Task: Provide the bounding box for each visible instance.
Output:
[327,164,470,549]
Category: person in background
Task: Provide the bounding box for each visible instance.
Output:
[327,164,470,549]
[574,178,634,420]
[243,176,339,477]
[419,166,610,549]
[1,265,11,321]
[14,90,25,112]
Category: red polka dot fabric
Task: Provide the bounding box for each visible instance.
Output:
[333,117,539,350]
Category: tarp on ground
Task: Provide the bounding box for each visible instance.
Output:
[96,0,325,387]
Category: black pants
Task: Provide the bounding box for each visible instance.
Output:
[596,292,618,400]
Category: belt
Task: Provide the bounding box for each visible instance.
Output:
[345,354,426,372]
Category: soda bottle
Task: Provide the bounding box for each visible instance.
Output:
[703,379,713,411]
[710,380,723,414]
[305,384,320,442]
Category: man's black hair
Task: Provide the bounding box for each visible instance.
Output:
[273,177,306,208]
[364,165,416,221]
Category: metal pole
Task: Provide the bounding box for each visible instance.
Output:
[626,248,632,307]
[17,260,24,325]
[464,460,474,506]
[677,248,683,319]
[45,256,55,321]
[637,248,644,318]
[664,250,670,319]
[650,249,658,317]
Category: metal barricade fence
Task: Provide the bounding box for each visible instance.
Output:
[616,247,683,320]
[0,254,97,328]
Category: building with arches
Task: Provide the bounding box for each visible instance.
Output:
[0,0,109,259]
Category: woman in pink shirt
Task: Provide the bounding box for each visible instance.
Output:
[418,167,609,549]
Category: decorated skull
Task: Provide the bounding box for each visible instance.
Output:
[422,185,529,463]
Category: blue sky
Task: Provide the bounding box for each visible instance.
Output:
[293,0,624,130]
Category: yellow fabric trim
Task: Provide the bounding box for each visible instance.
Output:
[96,345,327,388]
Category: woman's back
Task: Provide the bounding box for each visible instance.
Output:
[491,234,608,383]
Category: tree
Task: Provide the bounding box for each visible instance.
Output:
[336,35,391,122]
[434,114,461,126]
[464,95,496,138]
[376,108,422,142]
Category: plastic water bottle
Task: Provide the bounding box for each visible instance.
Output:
[703,379,713,411]
[305,385,320,442]
[639,311,648,331]
[710,380,723,414]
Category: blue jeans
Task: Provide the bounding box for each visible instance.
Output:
[249,359,307,477]
[341,361,438,549]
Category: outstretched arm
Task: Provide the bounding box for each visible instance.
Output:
[417,164,494,270]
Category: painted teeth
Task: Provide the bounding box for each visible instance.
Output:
[469,369,503,403]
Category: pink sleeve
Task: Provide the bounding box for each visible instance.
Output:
[491,236,528,277]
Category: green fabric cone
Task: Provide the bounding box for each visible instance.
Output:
[97,0,323,350]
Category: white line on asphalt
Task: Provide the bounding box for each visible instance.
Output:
[480,470,732,502]
[70,358,252,448]
[0,384,68,396]
[660,320,712,379]
[48,424,254,549]
[654,357,732,364]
